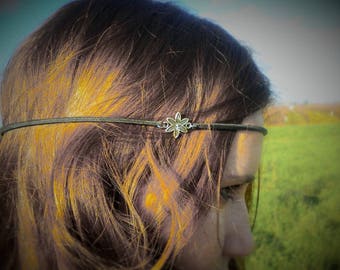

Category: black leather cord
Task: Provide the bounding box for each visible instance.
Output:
[0,116,267,138]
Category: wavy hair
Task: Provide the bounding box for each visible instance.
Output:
[0,0,271,269]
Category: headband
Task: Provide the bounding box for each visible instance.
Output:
[0,112,267,139]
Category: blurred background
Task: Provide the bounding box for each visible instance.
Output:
[1,0,340,269]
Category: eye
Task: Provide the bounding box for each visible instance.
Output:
[220,183,244,201]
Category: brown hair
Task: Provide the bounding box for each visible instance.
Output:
[0,0,271,269]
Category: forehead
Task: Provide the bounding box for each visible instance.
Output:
[223,111,264,180]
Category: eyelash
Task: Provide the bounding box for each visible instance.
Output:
[220,184,244,201]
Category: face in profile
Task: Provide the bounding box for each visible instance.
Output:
[174,110,264,270]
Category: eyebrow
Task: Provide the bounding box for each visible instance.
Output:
[222,174,256,185]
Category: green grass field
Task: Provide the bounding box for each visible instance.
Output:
[246,123,340,270]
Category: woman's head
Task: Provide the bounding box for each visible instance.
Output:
[0,0,271,269]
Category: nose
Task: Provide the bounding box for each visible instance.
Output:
[222,199,255,257]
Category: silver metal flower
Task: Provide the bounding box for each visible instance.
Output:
[163,112,192,138]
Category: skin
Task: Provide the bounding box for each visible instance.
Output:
[174,110,265,270]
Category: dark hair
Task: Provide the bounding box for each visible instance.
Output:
[0,0,271,269]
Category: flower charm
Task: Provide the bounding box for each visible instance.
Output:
[163,112,192,139]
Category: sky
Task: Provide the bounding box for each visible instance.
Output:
[1,0,340,104]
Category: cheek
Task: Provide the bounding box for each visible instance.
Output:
[175,210,230,270]
[221,199,254,257]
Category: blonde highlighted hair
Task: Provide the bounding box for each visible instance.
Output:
[0,0,270,269]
